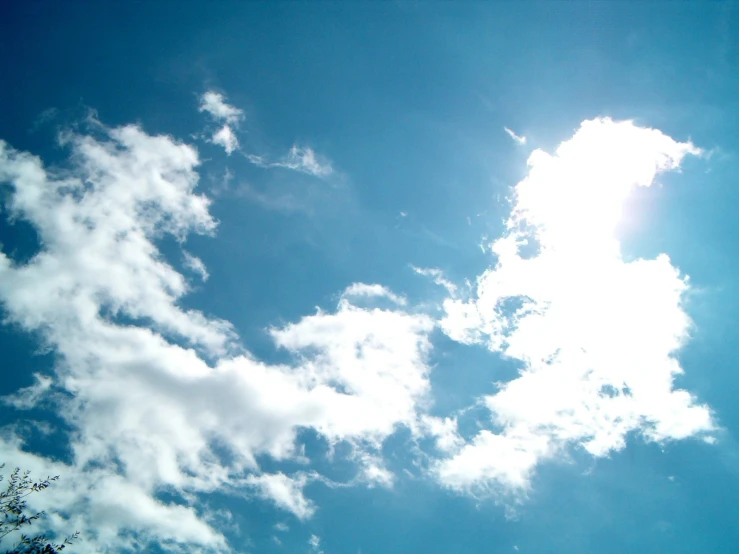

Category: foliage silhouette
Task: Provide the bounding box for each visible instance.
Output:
[1,464,79,554]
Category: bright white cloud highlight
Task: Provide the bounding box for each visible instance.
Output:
[436,118,713,494]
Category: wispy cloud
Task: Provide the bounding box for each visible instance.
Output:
[183,251,209,282]
[309,534,324,554]
[247,145,333,178]
[435,118,713,495]
[342,283,407,306]
[504,127,527,145]
[280,145,333,177]
[199,91,244,155]
[245,473,315,520]
[411,266,458,296]
[2,373,53,410]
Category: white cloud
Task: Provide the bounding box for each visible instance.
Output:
[183,251,209,282]
[436,118,713,494]
[504,127,527,145]
[246,145,333,178]
[0,122,435,550]
[342,283,407,306]
[281,145,333,177]
[199,91,244,155]
[411,266,458,296]
[0,439,228,554]
[246,473,315,520]
[420,415,464,454]
[1,106,716,548]
[199,91,244,125]
[354,452,395,488]
[2,373,53,409]
[211,125,239,155]
[309,534,324,554]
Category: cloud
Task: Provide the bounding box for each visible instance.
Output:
[280,145,333,177]
[2,373,53,410]
[0,439,228,554]
[341,283,407,306]
[199,91,244,125]
[183,251,209,282]
[0,121,435,550]
[504,127,527,145]
[247,145,333,178]
[199,91,244,155]
[435,118,713,495]
[211,125,240,155]
[411,266,458,296]
[309,534,324,554]
[246,473,315,520]
[354,452,395,488]
[0,106,717,549]
[420,415,464,454]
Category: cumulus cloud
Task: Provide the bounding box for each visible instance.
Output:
[420,415,464,454]
[436,118,713,495]
[0,122,434,551]
[0,439,228,554]
[0,108,717,550]
[199,91,244,155]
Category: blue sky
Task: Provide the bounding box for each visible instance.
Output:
[2,2,739,553]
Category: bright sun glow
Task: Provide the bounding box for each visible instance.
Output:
[437,118,712,493]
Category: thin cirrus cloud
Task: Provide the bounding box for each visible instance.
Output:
[434,118,714,494]
[246,144,334,178]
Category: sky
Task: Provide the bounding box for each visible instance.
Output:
[1,2,739,553]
